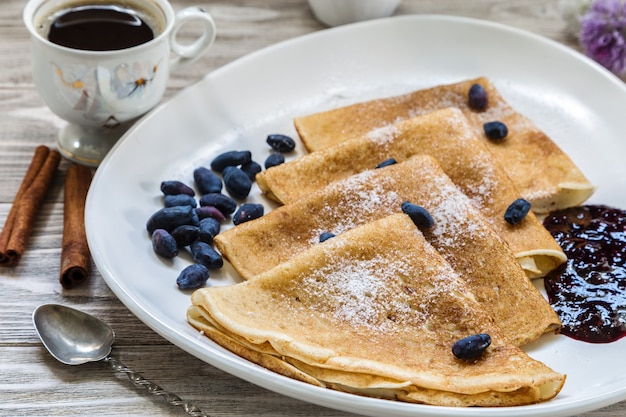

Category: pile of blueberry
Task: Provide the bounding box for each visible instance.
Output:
[145,134,296,290]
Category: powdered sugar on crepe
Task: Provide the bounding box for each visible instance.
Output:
[365,124,400,146]
[296,251,461,333]
[308,171,403,243]
[425,175,488,251]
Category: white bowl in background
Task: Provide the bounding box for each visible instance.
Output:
[308,0,401,27]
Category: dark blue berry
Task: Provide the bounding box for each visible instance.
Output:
[160,180,195,197]
[210,150,252,172]
[319,232,335,242]
[190,210,200,227]
[267,134,296,153]
[483,121,508,141]
[190,241,224,269]
[199,193,237,217]
[195,206,226,222]
[376,158,397,169]
[401,202,435,229]
[176,264,209,290]
[151,229,178,258]
[241,161,262,181]
[222,166,252,199]
[452,334,491,360]
[198,217,221,242]
[146,205,199,234]
[164,194,197,208]
[265,153,285,169]
[233,203,264,225]
[504,198,531,225]
[170,225,200,247]
[193,166,222,194]
[468,83,488,111]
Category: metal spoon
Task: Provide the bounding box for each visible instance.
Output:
[32,303,209,417]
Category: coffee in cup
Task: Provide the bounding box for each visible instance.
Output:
[24,0,216,166]
[46,4,157,51]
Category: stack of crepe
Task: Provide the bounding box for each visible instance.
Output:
[216,155,560,346]
[190,214,565,407]
[187,77,585,407]
[257,107,566,279]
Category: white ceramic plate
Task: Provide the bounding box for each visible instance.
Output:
[86,15,626,417]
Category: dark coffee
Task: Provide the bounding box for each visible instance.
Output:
[47,5,155,51]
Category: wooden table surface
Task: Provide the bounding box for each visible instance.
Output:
[1,0,625,416]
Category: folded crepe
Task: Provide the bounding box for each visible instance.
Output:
[256,107,566,278]
[189,214,565,407]
[293,77,594,213]
[217,155,560,346]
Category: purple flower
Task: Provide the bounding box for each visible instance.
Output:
[580,0,626,74]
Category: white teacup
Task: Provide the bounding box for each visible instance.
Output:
[24,0,217,167]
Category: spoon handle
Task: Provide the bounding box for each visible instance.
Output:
[105,356,210,417]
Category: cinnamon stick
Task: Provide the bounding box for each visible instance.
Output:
[0,145,61,266]
[60,164,92,289]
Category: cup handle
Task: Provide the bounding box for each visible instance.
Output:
[169,6,216,70]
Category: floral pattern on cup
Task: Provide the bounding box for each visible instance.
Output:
[52,59,163,129]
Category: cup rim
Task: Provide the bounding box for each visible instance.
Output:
[23,0,176,55]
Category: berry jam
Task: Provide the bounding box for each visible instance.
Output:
[543,205,626,343]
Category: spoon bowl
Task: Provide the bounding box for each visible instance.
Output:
[32,303,208,417]
[33,304,114,365]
